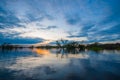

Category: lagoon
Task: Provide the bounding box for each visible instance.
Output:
[0,48,120,80]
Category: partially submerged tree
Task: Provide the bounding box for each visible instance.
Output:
[56,39,68,48]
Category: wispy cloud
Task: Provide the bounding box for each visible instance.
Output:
[40,26,57,30]
[0,0,120,44]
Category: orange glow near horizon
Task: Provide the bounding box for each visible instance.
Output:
[33,48,50,55]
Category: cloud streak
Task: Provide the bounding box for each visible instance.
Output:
[0,0,120,44]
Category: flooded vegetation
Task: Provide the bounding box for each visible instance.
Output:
[0,47,120,80]
[1,40,120,51]
[0,0,120,80]
[0,41,120,80]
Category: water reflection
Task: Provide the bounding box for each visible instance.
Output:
[55,48,88,59]
[33,48,50,56]
[0,48,120,80]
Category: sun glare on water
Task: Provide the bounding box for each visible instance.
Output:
[33,48,50,55]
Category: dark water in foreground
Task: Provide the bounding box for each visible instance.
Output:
[0,48,120,80]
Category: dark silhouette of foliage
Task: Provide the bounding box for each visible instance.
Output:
[0,41,120,52]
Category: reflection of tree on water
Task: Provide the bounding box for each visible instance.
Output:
[56,48,84,58]
[61,48,68,58]
[56,48,67,58]
[55,39,85,58]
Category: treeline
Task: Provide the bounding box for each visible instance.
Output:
[0,40,120,51]
[0,43,24,50]
[86,42,120,51]
[36,40,120,51]
[35,40,85,50]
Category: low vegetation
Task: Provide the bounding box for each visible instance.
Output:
[0,40,120,51]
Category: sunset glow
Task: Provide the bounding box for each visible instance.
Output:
[33,48,50,55]
[0,0,119,44]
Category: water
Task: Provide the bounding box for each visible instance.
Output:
[0,48,120,80]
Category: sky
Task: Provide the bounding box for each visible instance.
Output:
[0,0,120,44]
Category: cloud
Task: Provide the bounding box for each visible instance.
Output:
[0,21,69,44]
[0,37,44,44]
[65,14,81,25]
[40,26,57,30]
[0,0,120,44]
[0,5,21,28]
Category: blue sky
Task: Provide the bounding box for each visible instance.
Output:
[0,0,120,44]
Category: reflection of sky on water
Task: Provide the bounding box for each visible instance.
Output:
[6,49,89,70]
[0,49,120,80]
[33,48,50,55]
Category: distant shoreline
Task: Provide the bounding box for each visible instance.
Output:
[0,42,120,51]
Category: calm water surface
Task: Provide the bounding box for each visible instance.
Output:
[0,48,120,80]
